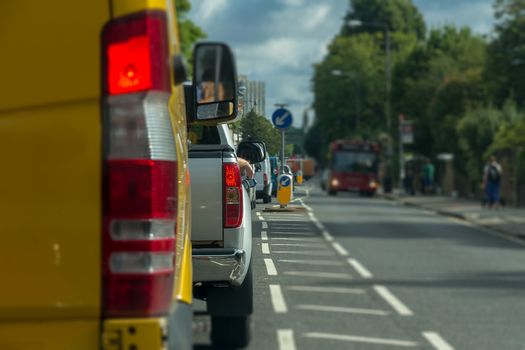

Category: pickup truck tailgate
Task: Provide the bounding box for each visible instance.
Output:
[189,146,232,243]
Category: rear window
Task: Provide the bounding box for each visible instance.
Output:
[188,125,221,145]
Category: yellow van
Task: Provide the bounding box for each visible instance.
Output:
[0,1,239,349]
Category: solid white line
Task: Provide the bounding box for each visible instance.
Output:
[270,243,326,248]
[269,284,287,313]
[278,259,343,266]
[284,271,352,279]
[332,242,349,256]
[422,332,454,350]
[259,215,265,221]
[273,250,334,256]
[262,243,270,254]
[286,285,365,294]
[261,231,268,241]
[296,304,388,316]
[269,231,315,236]
[277,329,297,350]
[264,258,278,276]
[373,285,413,316]
[262,221,268,229]
[348,258,373,278]
[304,333,418,347]
[271,237,322,241]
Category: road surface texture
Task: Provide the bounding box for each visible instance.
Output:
[194,183,525,349]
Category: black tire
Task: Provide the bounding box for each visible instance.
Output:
[211,315,251,348]
[328,190,337,196]
[263,194,271,203]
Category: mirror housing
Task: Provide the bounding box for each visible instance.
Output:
[237,141,267,164]
[191,42,238,124]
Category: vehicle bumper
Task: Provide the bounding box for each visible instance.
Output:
[192,248,246,286]
[103,301,192,350]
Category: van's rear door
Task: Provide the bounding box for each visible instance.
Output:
[0,1,108,349]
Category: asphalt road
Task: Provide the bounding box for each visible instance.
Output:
[194,182,525,349]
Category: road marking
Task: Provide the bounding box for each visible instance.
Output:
[278,259,343,266]
[261,231,268,241]
[271,237,322,241]
[269,284,287,313]
[348,258,373,278]
[308,212,325,230]
[262,221,268,229]
[287,285,365,294]
[262,243,270,254]
[277,329,297,350]
[296,304,388,316]
[332,242,349,256]
[273,250,334,256]
[304,333,418,347]
[373,285,413,316]
[321,230,334,242]
[269,231,315,235]
[422,332,454,350]
[270,242,327,248]
[283,271,352,279]
[264,258,278,276]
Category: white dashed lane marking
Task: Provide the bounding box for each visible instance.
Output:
[373,285,414,316]
[283,271,352,279]
[269,284,288,313]
[422,332,454,350]
[262,243,270,254]
[348,258,374,278]
[296,304,389,316]
[277,329,297,350]
[262,221,268,229]
[264,258,278,276]
[278,259,344,266]
[332,242,349,256]
[261,231,268,241]
[286,285,365,294]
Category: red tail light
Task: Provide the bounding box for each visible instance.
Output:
[223,163,243,228]
[263,173,268,186]
[102,11,177,318]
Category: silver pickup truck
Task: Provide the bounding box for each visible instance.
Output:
[188,123,265,348]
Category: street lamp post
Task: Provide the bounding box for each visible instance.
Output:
[348,19,393,192]
[331,70,361,132]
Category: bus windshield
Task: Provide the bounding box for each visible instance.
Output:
[333,151,378,173]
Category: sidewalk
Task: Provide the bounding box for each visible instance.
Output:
[384,193,525,240]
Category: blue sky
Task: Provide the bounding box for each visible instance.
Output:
[188,0,495,127]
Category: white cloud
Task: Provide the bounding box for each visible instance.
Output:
[193,0,228,22]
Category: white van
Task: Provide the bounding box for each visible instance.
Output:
[255,153,272,203]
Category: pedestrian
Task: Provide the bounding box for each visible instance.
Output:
[422,158,435,194]
[483,155,502,209]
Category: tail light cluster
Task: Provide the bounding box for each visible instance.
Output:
[223,163,243,228]
[102,11,177,317]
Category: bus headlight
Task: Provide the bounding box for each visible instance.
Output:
[369,180,378,189]
[331,178,340,187]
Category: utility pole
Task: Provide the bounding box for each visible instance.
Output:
[275,103,289,175]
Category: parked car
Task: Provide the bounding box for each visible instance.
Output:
[187,122,265,347]
[0,3,229,349]
[255,150,273,203]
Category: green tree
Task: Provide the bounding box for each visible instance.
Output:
[175,0,207,65]
[240,110,280,155]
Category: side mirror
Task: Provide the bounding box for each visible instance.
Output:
[237,141,267,164]
[192,42,238,123]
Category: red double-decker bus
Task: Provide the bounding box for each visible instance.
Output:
[324,140,380,196]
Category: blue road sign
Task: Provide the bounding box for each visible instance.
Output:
[279,176,291,187]
[272,108,293,129]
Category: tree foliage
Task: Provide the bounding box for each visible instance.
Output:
[240,110,281,155]
[175,0,207,64]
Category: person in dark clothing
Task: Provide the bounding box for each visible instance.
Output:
[483,155,502,209]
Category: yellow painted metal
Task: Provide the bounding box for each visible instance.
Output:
[0,4,107,347]
[0,320,100,350]
[103,318,167,350]
[112,0,166,17]
[277,174,294,207]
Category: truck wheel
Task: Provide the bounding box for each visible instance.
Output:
[211,315,251,348]
[328,190,337,196]
[263,194,271,203]
[208,264,253,348]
